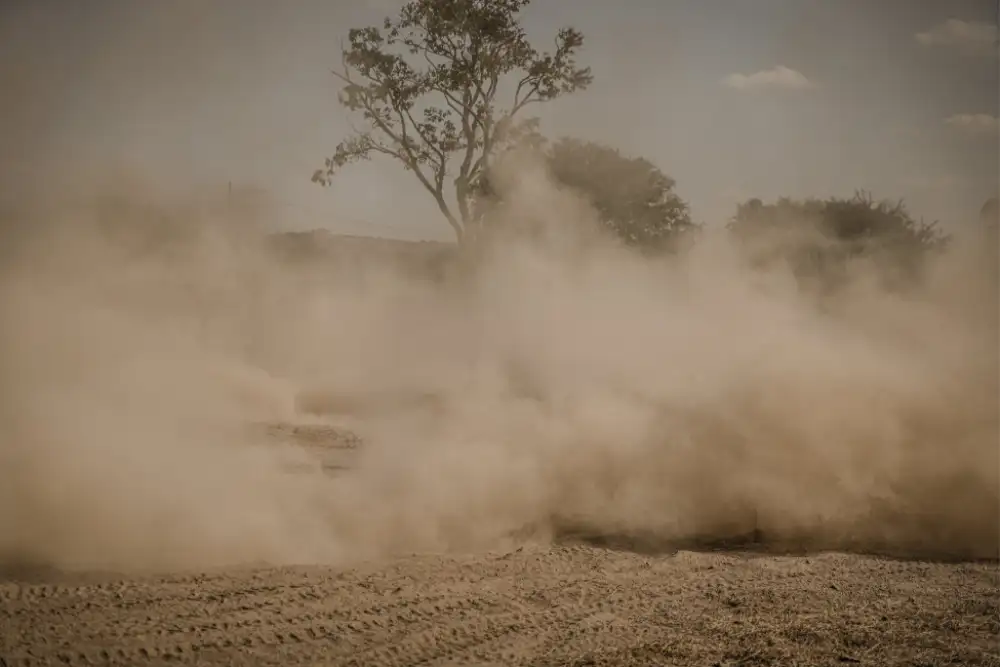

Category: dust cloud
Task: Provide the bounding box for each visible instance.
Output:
[0,159,996,574]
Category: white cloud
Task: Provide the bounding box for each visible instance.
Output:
[916,19,998,57]
[944,113,1000,134]
[722,66,814,92]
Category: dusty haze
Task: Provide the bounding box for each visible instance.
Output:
[0,156,996,574]
[1,1,995,235]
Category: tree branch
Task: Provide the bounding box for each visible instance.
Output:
[316,1,592,244]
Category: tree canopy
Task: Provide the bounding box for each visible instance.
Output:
[312,0,592,245]
[546,138,695,251]
[728,191,948,290]
[473,137,695,252]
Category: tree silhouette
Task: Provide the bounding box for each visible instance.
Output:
[729,191,948,290]
[312,0,592,245]
[545,138,695,251]
[474,137,695,251]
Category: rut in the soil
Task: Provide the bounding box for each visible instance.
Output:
[1,547,997,667]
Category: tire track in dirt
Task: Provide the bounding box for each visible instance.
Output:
[1,546,997,667]
[2,412,997,667]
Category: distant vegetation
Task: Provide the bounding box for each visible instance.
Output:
[728,191,950,292]
[311,0,990,293]
[473,137,698,253]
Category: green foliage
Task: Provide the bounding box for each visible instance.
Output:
[473,137,695,252]
[728,191,949,290]
[313,0,592,245]
[545,138,695,251]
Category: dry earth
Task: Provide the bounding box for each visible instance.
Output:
[1,426,998,667]
[1,545,997,667]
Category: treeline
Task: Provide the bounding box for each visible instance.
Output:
[471,134,989,294]
[312,0,994,291]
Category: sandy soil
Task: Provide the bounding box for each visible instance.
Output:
[3,423,997,667]
[1,544,996,667]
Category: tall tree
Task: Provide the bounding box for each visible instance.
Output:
[312,0,592,245]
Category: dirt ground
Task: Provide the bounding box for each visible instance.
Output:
[2,423,998,667]
[1,542,997,667]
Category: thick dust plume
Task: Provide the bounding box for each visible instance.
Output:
[0,165,996,573]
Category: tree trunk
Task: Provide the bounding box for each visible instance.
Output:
[433,194,465,245]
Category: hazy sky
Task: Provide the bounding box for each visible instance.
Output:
[1,0,997,240]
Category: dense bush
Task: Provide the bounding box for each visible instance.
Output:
[727,191,948,292]
[545,138,697,252]
[474,137,697,253]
